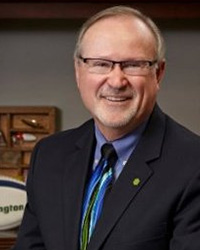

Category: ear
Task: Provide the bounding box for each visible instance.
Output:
[74,59,80,88]
[156,60,166,86]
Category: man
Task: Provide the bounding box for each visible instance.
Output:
[14,5,200,250]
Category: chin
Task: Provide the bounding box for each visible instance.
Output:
[96,112,137,129]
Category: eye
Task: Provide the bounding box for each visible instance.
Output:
[92,60,111,68]
[123,61,142,68]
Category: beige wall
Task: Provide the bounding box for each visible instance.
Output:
[0,19,199,135]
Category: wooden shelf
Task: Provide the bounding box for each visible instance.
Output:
[0,106,57,181]
[0,107,57,249]
[0,230,17,250]
[10,128,49,134]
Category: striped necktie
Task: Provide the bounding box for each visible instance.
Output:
[80,143,118,250]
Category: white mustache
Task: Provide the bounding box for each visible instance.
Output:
[99,87,134,100]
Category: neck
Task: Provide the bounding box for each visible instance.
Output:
[95,121,142,142]
[94,112,152,141]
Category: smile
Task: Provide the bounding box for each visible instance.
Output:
[104,96,131,102]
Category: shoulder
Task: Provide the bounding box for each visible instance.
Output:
[160,112,200,176]
[165,114,200,150]
[147,106,200,189]
[35,119,94,151]
[153,105,200,148]
[149,105,200,164]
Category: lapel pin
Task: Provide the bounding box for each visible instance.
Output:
[132,178,141,186]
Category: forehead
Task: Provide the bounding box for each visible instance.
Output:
[80,16,157,58]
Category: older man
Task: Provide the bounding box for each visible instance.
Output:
[14,6,200,250]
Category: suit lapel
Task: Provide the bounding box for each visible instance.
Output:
[88,157,153,250]
[62,122,95,250]
[88,105,166,250]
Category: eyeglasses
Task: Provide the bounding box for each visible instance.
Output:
[79,56,157,76]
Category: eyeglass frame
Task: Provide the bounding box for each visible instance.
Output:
[78,55,158,76]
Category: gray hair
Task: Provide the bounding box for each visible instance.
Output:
[74,5,166,61]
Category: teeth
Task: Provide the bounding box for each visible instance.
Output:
[105,96,127,102]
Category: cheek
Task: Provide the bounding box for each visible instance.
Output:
[77,74,103,108]
[76,68,89,93]
[129,77,147,96]
[77,71,105,95]
[143,76,160,103]
[131,75,159,101]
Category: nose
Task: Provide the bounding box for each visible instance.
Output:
[107,64,128,89]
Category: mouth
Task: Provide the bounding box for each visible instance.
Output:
[103,96,132,102]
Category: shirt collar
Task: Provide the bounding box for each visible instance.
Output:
[94,120,148,165]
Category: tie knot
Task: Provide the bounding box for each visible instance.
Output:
[101,143,118,166]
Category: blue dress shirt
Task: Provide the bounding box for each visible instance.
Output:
[94,122,147,180]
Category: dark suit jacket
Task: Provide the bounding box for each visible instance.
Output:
[14,105,200,250]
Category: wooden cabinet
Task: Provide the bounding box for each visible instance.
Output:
[0,106,57,249]
[0,231,17,250]
[0,106,57,181]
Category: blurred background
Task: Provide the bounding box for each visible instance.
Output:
[0,1,199,135]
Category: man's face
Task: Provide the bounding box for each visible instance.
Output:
[75,16,165,140]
